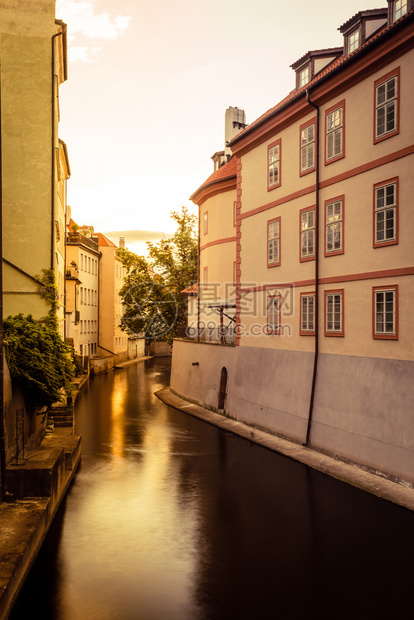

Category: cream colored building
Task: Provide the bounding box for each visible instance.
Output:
[65,223,101,360]
[0,3,68,336]
[171,1,414,486]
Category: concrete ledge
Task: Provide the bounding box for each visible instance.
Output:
[156,386,414,512]
[114,356,152,369]
[0,434,81,619]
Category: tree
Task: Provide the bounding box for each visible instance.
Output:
[118,206,197,344]
[3,314,75,410]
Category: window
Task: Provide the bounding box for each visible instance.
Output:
[267,295,281,335]
[394,0,408,20]
[300,207,315,262]
[325,197,344,256]
[233,201,237,227]
[325,290,344,336]
[299,66,309,88]
[300,293,315,335]
[267,217,281,267]
[268,139,281,190]
[203,211,208,235]
[80,287,83,305]
[80,321,83,335]
[325,101,345,164]
[203,266,208,289]
[80,254,83,271]
[373,286,398,339]
[375,69,399,142]
[300,120,316,175]
[374,178,398,247]
[348,29,359,53]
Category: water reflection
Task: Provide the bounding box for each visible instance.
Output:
[10,358,414,620]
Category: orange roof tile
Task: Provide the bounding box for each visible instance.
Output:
[190,156,238,201]
[96,232,118,248]
[230,9,414,147]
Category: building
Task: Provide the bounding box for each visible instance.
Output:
[0,3,69,336]
[96,233,129,360]
[171,1,414,486]
[65,222,101,360]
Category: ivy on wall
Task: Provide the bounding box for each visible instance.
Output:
[3,270,74,410]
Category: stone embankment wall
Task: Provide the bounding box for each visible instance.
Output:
[170,339,414,487]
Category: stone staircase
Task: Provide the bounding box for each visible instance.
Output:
[49,406,74,428]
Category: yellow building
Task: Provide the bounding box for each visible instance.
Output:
[0,2,68,336]
[171,2,414,486]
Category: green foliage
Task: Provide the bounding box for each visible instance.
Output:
[3,314,75,410]
[36,268,60,329]
[117,206,198,344]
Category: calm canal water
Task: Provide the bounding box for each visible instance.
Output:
[10,358,414,619]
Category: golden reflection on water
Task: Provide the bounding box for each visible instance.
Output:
[109,372,127,458]
[60,368,200,619]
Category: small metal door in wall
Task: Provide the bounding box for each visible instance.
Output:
[218,367,227,410]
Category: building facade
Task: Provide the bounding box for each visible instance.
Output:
[66,224,101,360]
[171,1,414,485]
[0,2,69,335]
[96,233,129,360]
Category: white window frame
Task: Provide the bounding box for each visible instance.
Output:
[268,140,281,189]
[375,75,398,140]
[325,291,344,336]
[326,106,343,162]
[267,295,281,335]
[374,288,397,338]
[348,29,359,53]
[267,218,280,267]
[300,123,315,174]
[300,208,315,260]
[395,0,408,19]
[300,294,315,335]
[299,66,310,88]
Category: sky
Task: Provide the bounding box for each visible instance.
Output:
[56,0,387,255]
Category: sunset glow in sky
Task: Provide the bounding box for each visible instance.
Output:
[56,0,387,254]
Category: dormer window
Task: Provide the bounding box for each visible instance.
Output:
[291,49,342,91]
[348,29,360,53]
[299,66,310,88]
[339,9,387,55]
[395,0,408,19]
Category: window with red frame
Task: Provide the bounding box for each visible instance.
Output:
[325,290,344,336]
[267,217,281,267]
[268,139,281,190]
[373,286,398,340]
[325,101,345,164]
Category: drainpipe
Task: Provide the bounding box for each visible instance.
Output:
[0,54,7,500]
[304,89,320,447]
[197,204,201,342]
[51,30,63,272]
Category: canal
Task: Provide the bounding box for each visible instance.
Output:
[10,358,414,619]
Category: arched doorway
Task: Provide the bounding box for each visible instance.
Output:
[218,367,227,410]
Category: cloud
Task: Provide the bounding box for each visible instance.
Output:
[56,0,130,62]
[103,230,174,243]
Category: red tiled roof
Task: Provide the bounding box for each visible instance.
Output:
[182,283,198,295]
[230,9,414,147]
[96,232,118,248]
[190,156,238,201]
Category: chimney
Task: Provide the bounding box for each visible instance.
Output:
[224,107,246,157]
[119,237,125,249]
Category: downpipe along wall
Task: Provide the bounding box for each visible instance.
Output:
[170,338,414,487]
